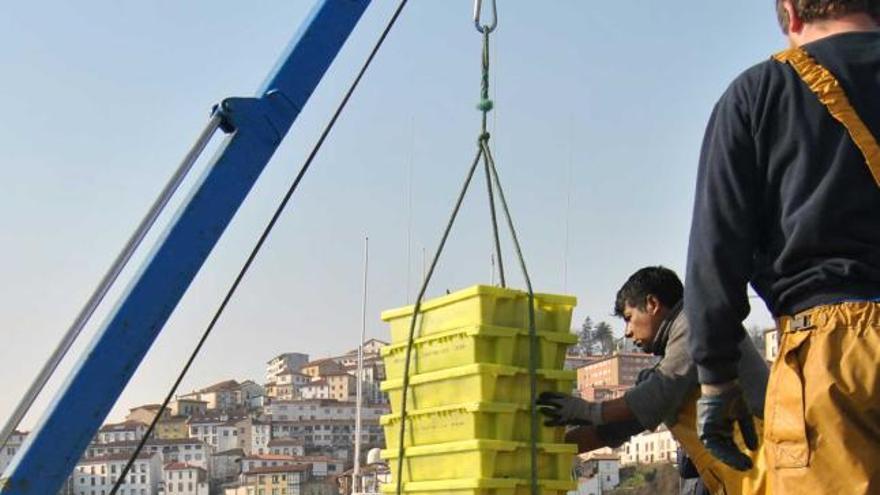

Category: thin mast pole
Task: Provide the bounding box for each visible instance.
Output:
[353,236,369,492]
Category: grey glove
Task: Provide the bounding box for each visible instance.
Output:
[536,391,604,427]
[697,383,759,471]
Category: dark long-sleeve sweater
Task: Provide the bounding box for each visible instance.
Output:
[686,31,880,384]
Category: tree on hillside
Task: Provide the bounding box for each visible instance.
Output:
[576,316,595,355]
[594,321,615,355]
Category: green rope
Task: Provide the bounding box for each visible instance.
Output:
[482,142,540,495]
[394,11,543,495]
[478,30,494,113]
[479,27,506,288]
[395,145,485,495]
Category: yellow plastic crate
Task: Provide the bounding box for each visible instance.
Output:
[381,439,575,483]
[381,402,564,448]
[381,364,576,412]
[380,478,576,495]
[382,285,576,343]
[381,325,577,380]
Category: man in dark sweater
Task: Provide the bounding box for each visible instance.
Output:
[538,267,769,494]
[684,1,880,492]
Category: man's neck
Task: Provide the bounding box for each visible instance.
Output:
[791,13,879,46]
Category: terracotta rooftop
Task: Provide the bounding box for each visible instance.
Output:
[200,379,240,393]
[244,464,311,475]
[268,438,305,446]
[214,448,246,457]
[289,455,341,463]
[322,372,355,378]
[164,462,206,472]
[80,452,154,463]
[92,437,204,448]
[300,357,342,368]
[242,454,298,461]
[98,420,147,432]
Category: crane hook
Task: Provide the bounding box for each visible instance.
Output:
[473,0,497,33]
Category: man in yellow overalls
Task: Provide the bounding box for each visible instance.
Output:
[683,1,880,493]
[538,267,769,494]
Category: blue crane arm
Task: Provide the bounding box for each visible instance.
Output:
[0,1,371,492]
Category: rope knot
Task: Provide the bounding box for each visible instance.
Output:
[479,131,491,142]
[477,98,494,112]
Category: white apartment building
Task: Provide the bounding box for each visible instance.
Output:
[334,339,387,367]
[86,438,210,471]
[573,453,621,495]
[343,357,388,405]
[267,439,306,457]
[97,421,148,444]
[72,452,161,495]
[235,418,271,455]
[240,454,298,474]
[153,438,211,470]
[285,456,343,479]
[266,353,310,383]
[271,419,382,448]
[299,380,332,400]
[620,427,678,465]
[187,414,246,451]
[265,399,387,422]
[268,371,311,401]
[162,462,209,495]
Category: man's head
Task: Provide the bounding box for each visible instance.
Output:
[776,0,880,45]
[613,266,683,353]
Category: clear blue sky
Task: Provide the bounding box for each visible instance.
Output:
[0,1,783,427]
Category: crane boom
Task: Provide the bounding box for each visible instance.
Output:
[0,1,371,492]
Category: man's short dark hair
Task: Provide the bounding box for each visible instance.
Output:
[613,266,684,317]
[776,0,880,32]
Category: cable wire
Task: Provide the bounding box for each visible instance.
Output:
[109,1,410,492]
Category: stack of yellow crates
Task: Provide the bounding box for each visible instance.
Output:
[379,285,579,495]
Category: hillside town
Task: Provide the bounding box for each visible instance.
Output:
[0,326,780,495]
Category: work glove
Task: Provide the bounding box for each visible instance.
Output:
[636,367,656,385]
[536,391,603,427]
[697,382,759,471]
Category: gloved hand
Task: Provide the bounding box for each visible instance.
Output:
[536,391,603,427]
[636,367,656,385]
[697,382,759,471]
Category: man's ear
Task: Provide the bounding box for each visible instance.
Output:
[645,295,661,315]
[782,0,804,34]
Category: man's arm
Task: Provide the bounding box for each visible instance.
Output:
[685,78,759,385]
[685,76,763,472]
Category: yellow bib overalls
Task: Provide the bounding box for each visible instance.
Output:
[668,391,768,495]
[763,47,880,495]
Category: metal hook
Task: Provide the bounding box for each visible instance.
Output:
[473,0,497,33]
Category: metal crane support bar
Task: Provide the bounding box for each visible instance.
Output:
[0,1,370,492]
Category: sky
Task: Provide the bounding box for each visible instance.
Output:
[0,1,785,429]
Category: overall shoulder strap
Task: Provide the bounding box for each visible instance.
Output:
[774,47,880,188]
